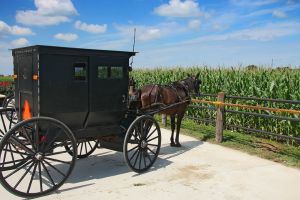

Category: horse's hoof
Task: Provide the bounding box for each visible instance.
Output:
[170,142,176,147]
[175,143,181,147]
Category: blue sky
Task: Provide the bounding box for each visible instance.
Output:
[0,0,300,74]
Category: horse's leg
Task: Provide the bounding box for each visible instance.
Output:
[170,115,176,146]
[175,115,183,147]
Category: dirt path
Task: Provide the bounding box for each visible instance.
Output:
[1,128,300,200]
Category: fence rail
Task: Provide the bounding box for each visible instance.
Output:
[184,92,300,143]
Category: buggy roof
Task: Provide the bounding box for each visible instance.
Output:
[12,45,137,57]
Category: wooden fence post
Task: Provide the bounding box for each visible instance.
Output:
[162,114,167,126]
[215,92,225,143]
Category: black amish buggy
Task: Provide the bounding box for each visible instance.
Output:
[0,45,162,198]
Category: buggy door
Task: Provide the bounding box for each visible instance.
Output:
[13,49,37,120]
[86,56,129,127]
[39,54,89,129]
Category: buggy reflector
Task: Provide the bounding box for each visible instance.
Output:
[33,75,39,80]
[22,99,32,120]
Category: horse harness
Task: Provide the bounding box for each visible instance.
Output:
[147,81,191,108]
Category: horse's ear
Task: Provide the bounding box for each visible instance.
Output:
[195,72,200,79]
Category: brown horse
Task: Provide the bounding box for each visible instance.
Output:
[137,73,201,147]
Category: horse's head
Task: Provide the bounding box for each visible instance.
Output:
[181,73,201,96]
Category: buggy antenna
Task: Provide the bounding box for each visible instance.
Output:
[130,28,136,67]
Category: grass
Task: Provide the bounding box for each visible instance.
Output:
[0,77,13,82]
[159,117,300,169]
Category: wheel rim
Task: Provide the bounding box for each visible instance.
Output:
[65,140,98,159]
[0,117,77,198]
[0,108,18,141]
[124,115,161,173]
[3,96,18,123]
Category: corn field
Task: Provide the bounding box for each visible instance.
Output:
[131,67,300,138]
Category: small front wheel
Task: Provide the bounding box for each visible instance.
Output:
[123,115,161,173]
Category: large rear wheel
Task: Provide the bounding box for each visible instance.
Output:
[123,115,161,173]
[0,117,77,198]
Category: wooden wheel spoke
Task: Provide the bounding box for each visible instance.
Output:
[43,159,67,178]
[147,136,159,143]
[1,114,7,133]
[8,136,34,155]
[14,161,35,189]
[41,161,55,187]
[146,128,157,140]
[79,142,83,155]
[42,133,60,152]
[138,151,142,170]
[38,162,43,192]
[1,157,31,166]
[3,146,30,156]
[128,145,138,153]
[146,147,156,155]
[146,152,152,163]
[133,150,140,168]
[143,120,153,137]
[1,144,8,167]
[4,159,32,179]
[143,152,147,168]
[48,141,72,152]
[134,125,141,139]
[84,142,88,154]
[140,122,144,138]
[8,144,16,165]
[10,143,26,158]
[0,129,5,137]
[44,157,71,165]
[8,111,14,129]
[27,162,38,193]
[21,126,36,151]
[129,148,139,162]
[148,144,159,147]
[87,141,93,150]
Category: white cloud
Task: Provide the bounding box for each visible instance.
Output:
[188,19,201,30]
[54,33,78,41]
[74,21,107,34]
[16,0,77,26]
[0,21,34,36]
[11,38,29,47]
[243,3,299,18]
[231,0,278,7]
[115,22,184,42]
[139,29,162,41]
[34,0,77,16]
[185,22,300,42]
[154,0,202,18]
[272,10,287,18]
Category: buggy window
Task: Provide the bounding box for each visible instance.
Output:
[98,66,108,78]
[74,63,86,81]
[97,66,123,79]
[111,66,123,79]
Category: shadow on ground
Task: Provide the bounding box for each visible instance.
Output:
[62,139,203,192]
